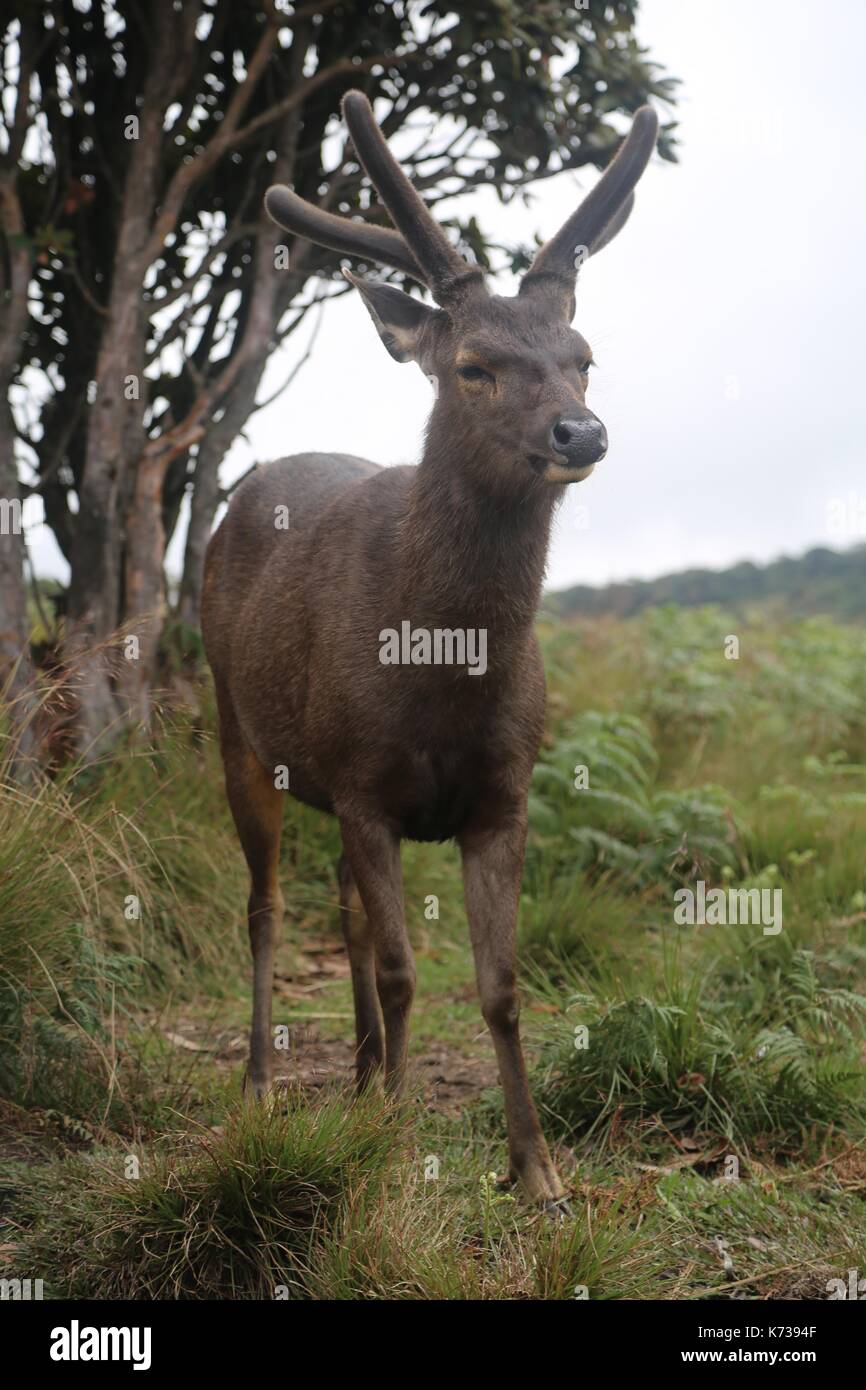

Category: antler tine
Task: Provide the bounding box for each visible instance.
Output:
[264,186,424,282]
[521,106,658,291]
[341,90,482,301]
[589,191,635,257]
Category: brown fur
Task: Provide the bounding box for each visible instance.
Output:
[201,93,657,1204]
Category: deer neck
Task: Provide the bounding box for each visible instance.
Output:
[396,432,558,656]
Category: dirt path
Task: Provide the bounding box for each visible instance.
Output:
[164,932,499,1114]
[163,1020,499,1114]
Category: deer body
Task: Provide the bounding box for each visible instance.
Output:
[202,92,657,1205]
[205,447,551,834]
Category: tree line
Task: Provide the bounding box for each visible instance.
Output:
[548,545,866,624]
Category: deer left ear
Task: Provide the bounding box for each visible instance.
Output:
[343,269,437,363]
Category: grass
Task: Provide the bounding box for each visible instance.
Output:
[4,1100,669,1300]
[2,605,865,1299]
[12,1089,410,1299]
[530,957,866,1157]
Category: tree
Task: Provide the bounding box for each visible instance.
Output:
[0,0,677,755]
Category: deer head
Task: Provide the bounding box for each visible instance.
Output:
[265,92,658,496]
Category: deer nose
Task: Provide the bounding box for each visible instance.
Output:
[550,414,608,466]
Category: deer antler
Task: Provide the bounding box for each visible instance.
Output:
[520,106,658,300]
[340,92,481,302]
[264,91,483,304]
[264,185,423,281]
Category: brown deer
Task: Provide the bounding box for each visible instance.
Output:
[201,91,657,1206]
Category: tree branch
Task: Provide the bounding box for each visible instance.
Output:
[142,47,427,267]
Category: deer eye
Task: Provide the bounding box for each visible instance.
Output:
[456,364,495,385]
[580,358,594,374]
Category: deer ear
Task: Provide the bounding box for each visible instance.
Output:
[343,269,436,363]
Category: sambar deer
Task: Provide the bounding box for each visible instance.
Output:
[201,91,657,1206]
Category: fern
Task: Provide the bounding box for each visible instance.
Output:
[528,711,743,890]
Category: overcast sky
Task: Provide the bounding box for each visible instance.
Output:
[28,0,866,592]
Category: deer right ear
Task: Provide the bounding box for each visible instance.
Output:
[342,269,436,363]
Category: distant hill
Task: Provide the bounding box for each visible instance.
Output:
[548,545,866,624]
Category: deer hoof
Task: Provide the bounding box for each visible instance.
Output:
[542,1196,574,1223]
[242,1069,273,1102]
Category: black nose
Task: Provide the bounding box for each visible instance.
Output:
[550,415,608,466]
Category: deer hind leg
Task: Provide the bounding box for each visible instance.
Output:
[218,702,284,1099]
[459,817,566,1205]
[337,852,384,1090]
[338,817,414,1093]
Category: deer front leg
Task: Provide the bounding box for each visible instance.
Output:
[459,816,566,1205]
[338,817,414,1093]
[337,851,385,1090]
[219,725,284,1100]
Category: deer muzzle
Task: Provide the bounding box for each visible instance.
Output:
[549,411,608,468]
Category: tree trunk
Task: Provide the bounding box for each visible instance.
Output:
[177,357,268,629]
[63,22,174,756]
[0,92,40,775]
[175,89,309,632]
[115,448,168,726]
[0,411,38,774]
